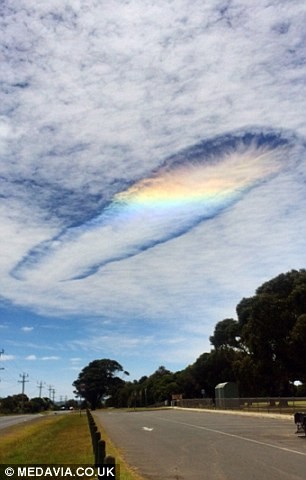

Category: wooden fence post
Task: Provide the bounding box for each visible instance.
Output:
[94,430,101,465]
[97,439,106,466]
[86,411,117,474]
[104,455,115,464]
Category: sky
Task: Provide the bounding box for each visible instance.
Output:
[1,0,306,401]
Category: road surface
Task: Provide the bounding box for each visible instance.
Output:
[0,414,43,431]
[94,408,306,480]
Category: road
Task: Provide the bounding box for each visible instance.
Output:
[0,414,43,431]
[94,408,306,480]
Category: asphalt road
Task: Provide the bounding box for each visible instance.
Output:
[0,414,42,431]
[94,408,306,480]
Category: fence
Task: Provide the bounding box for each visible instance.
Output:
[86,409,117,478]
[176,397,306,414]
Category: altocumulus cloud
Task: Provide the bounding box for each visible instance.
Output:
[9,130,303,283]
[1,0,306,377]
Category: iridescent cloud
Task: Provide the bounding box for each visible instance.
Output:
[12,130,299,282]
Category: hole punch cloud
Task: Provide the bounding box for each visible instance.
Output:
[11,129,302,283]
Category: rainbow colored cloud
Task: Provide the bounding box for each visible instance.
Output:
[11,129,301,282]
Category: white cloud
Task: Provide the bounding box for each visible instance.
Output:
[1,0,306,382]
[25,354,37,361]
[41,356,60,361]
[0,354,15,362]
[21,326,34,332]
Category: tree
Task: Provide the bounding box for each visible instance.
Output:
[209,318,241,350]
[189,350,239,398]
[288,314,306,382]
[236,269,306,395]
[73,359,128,409]
[26,397,49,413]
[0,394,29,414]
[176,367,200,399]
[137,366,179,405]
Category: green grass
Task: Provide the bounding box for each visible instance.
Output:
[0,413,93,464]
[0,411,145,480]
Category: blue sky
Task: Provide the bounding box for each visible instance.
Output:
[1,0,306,400]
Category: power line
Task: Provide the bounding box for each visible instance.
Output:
[0,349,70,401]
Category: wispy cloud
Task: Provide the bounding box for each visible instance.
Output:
[69,358,82,363]
[41,356,60,361]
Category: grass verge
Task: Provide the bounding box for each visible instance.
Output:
[0,413,93,464]
[0,411,145,479]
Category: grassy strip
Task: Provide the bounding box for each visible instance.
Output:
[0,411,145,479]
[93,412,145,480]
[0,413,93,464]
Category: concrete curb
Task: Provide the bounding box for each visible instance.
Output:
[171,406,293,421]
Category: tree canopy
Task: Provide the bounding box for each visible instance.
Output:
[236,269,306,393]
[0,394,54,414]
[71,270,306,406]
[73,358,128,409]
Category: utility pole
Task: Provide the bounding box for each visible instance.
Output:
[52,388,56,404]
[18,373,29,395]
[0,349,4,372]
[0,350,4,390]
[37,381,45,398]
[18,373,29,412]
[48,385,52,398]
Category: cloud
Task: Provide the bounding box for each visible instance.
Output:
[25,354,37,361]
[2,128,304,323]
[66,325,213,375]
[10,130,298,283]
[7,340,56,351]
[1,0,306,381]
[21,326,34,332]
[0,354,15,361]
[41,356,60,361]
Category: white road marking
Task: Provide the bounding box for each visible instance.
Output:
[157,417,306,457]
